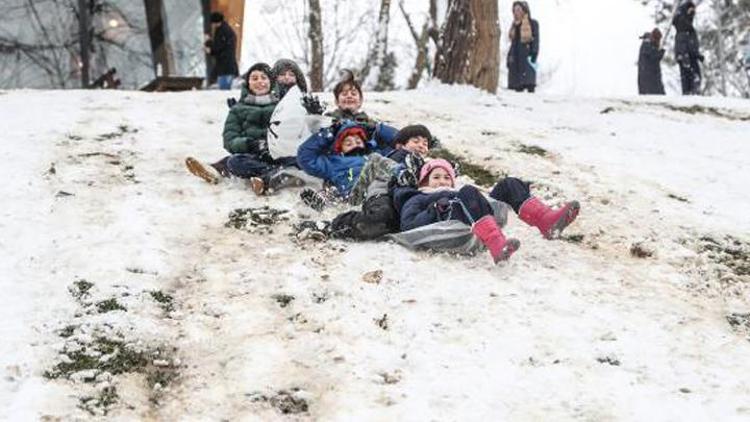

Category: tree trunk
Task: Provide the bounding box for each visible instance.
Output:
[434,0,499,93]
[308,0,324,91]
[467,0,499,92]
[362,0,392,90]
[399,1,430,89]
[78,0,90,88]
[143,0,175,76]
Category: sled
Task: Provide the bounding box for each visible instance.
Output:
[388,198,509,255]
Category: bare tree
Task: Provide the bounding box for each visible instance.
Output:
[308,0,324,91]
[361,0,394,91]
[0,0,155,89]
[433,0,499,93]
[256,0,373,90]
[399,0,431,89]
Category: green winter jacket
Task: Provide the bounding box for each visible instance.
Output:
[222,95,278,154]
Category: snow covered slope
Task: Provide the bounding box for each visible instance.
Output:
[2,86,750,420]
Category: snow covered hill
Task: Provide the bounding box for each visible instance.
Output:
[2,86,750,420]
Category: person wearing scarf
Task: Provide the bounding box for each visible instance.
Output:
[185,62,300,185]
[507,1,540,93]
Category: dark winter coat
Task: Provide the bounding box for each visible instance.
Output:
[638,40,666,95]
[222,95,278,155]
[507,16,540,89]
[207,21,239,78]
[394,187,461,232]
[672,2,701,61]
[296,121,397,197]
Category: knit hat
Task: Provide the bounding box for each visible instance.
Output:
[418,159,456,187]
[333,125,368,154]
[210,12,224,23]
[393,124,432,146]
[272,58,308,93]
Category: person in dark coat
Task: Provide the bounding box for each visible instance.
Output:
[205,12,239,90]
[672,1,703,95]
[393,160,521,263]
[638,28,666,95]
[185,63,303,190]
[507,1,540,93]
[329,124,432,240]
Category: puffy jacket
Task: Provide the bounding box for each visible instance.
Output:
[222,96,278,155]
[297,121,398,197]
[394,187,461,232]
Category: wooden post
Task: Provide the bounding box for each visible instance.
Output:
[143,0,176,76]
[78,0,90,88]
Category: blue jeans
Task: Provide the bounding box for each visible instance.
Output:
[225,154,298,179]
[217,75,234,90]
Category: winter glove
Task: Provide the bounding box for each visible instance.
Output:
[434,197,453,216]
[226,97,237,108]
[301,94,325,115]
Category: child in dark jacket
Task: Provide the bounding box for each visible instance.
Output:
[186,63,303,185]
[394,160,521,263]
[330,124,431,240]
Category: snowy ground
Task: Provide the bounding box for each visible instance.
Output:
[2,87,750,420]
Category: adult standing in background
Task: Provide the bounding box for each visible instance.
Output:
[637,29,666,95]
[507,1,539,93]
[205,12,239,90]
[672,1,703,95]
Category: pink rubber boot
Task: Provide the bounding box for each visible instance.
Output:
[518,197,580,239]
[472,215,521,263]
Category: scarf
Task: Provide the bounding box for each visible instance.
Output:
[509,15,533,44]
[243,93,277,106]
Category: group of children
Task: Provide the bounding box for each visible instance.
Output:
[185,60,580,264]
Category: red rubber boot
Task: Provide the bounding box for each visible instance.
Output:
[472,215,521,263]
[518,197,580,239]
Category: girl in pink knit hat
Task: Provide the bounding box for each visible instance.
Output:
[393,159,580,263]
[393,159,520,263]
